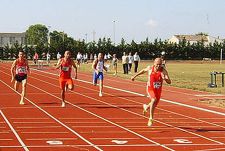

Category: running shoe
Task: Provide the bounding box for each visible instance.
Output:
[148,118,153,127]
[61,101,65,107]
[99,92,103,97]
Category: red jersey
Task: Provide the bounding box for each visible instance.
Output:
[147,66,163,92]
[15,59,28,76]
[59,58,73,79]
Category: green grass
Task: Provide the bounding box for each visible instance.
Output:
[76,60,225,95]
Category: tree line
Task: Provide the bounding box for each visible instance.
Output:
[1,24,225,60]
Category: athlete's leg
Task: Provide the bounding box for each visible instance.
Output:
[67,79,74,91]
[99,73,103,97]
[59,78,66,107]
[147,98,157,127]
[20,79,27,105]
[14,81,20,91]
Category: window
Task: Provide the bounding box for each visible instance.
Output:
[10,37,15,44]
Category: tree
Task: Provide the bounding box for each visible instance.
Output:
[26,24,49,46]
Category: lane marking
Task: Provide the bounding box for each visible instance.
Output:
[0,110,29,151]
[24,76,175,151]
[173,139,192,144]
[21,132,68,134]
[26,138,77,141]
[195,148,225,151]
[90,137,140,140]
[25,70,225,145]
[16,126,61,129]
[111,140,128,145]
[0,79,103,151]
[46,140,63,145]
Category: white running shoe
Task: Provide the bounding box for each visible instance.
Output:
[143,104,148,115]
[19,101,25,105]
[61,102,65,107]
[148,119,153,127]
[99,92,103,97]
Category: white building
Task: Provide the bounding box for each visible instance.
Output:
[168,34,224,45]
[0,32,26,47]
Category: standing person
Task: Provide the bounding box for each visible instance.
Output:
[56,51,77,107]
[46,51,51,64]
[57,52,61,60]
[122,52,129,74]
[76,52,82,67]
[131,58,171,127]
[11,50,30,105]
[90,53,94,62]
[128,52,134,73]
[92,53,107,97]
[111,54,118,75]
[133,52,140,73]
[33,52,38,64]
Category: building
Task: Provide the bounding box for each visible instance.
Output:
[168,34,224,45]
[0,32,26,47]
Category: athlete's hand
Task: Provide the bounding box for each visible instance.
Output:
[131,76,135,81]
[74,75,77,79]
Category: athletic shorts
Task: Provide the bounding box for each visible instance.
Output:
[15,74,27,82]
[147,87,162,106]
[93,72,103,84]
[59,78,73,89]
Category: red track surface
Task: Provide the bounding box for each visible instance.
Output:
[0,62,225,151]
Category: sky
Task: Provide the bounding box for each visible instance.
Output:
[0,0,225,44]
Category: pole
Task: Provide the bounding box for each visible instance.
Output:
[92,30,96,42]
[85,33,88,43]
[220,48,223,64]
[113,20,115,46]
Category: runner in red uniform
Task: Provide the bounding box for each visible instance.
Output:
[56,51,77,107]
[131,58,171,126]
[11,50,30,105]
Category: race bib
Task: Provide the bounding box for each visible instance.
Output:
[17,67,27,74]
[153,82,161,89]
[62,66,69,71]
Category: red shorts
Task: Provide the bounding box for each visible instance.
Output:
[147,87,162,106]
[59,78,73,89]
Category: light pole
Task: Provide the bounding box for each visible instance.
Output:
[113,20,116,46]
[220,48,223,64]
[85,33,88,43]
[92,30,96,42]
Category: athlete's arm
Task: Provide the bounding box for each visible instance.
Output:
[92,59,98,73]
[131,66,149,81]
[55,59,62,69]
[162,68,171,84]
[72,60,77,79]
[10,60,16,82]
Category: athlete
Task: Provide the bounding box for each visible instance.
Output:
[56,51,77,107]
[11,50,30,105]
[92,53,107,97]
[131,58,171,126]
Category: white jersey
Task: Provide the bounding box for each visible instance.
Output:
[96,60,104,72]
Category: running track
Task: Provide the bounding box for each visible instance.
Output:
[0,62,225,151]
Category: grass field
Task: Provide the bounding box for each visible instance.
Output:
[77,60,225,95]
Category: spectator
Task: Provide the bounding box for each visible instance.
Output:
[122,52,129,74]
[133,52,140,73]
[112,54,118,75]
[33,52,39,64]
[128,52,134,72]
[46,51,51,64]
[57,52,61,60]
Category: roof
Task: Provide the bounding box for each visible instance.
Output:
[174,35,208,42]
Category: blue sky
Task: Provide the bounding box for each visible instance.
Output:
[0,0,225,43]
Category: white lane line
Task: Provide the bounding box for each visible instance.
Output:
[16,126,61,129]
[80,131,127,134]
[195,94,224,97]
[0,110,29,151]
[90,137,140,140]
[65,122,106,124]
[21,132,68,134]
[11,118,49,120]
[71,126,115,128]
[26,138,77,141]
[0,139,14,141]
[13,122,55,124]
[194,148,225,151]
[0,79,103,151]
[28,70,224,145]
[59,118,98,120]
[0,131,9,134]
[27,78,174,151]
